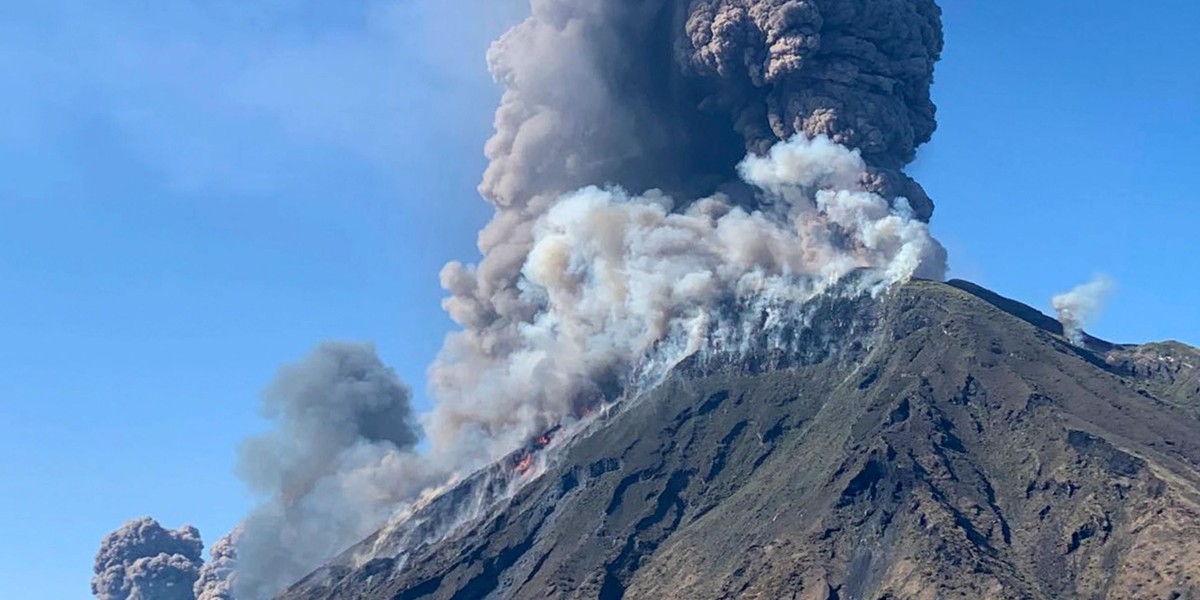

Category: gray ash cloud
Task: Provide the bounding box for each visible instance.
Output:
[682,0,943,214]
[231,341,426,599]
[193,530,239,600]
[93,518,204,600]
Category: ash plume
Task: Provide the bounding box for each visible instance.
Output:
[93,518,204,600]
[230,341,429,600]
[1053,275,1116,345]
[432,0,945,462]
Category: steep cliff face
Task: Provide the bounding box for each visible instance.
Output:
[280,280,1200,600]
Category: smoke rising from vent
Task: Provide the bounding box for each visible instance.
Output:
[1053,275,1115,345]
[99,1,947,598]
[93,518,204,600]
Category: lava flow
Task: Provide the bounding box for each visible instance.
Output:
[510,425,562,476]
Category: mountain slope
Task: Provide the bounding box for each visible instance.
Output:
[280,280,1200,600]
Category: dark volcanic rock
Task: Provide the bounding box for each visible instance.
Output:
[279,280,1200,600]
[1104,341,1200,415]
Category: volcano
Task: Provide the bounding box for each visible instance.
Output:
[276,279,1200,600]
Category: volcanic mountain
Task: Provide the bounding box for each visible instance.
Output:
[278,279,1200,600]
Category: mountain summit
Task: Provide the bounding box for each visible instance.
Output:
[277,280,1200,600]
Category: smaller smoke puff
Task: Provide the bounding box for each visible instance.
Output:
[1052,275,1115,345]
[231,341,428,600]
[93,517,204,600]
[194,530,239,600]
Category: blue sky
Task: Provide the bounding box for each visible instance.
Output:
[0,1,1197,598]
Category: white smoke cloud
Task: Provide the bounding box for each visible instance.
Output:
[1052,275,1116,345]
[427,135,945,464]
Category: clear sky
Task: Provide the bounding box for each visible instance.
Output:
[0,1,1196,598]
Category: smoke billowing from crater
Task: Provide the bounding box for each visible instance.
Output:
[98,1,947,598]
[431,136,945,461]
[434,0,944,462]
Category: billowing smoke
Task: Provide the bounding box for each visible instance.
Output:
[93,518,204,600]
[432,0,943,458]
[96,344,431,600]
[683,0,943,217]
[230,341,429,599]
[193,530,239,600]
[432,135,944,459]
[474,0,942,220]
[1053,275,1115,345]
[101,1,948,597]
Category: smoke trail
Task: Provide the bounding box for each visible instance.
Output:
[93,518,204,600]
[229,341,430,600]
[1053,275,1115,345]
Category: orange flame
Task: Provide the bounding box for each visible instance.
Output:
[514,454,533,475]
